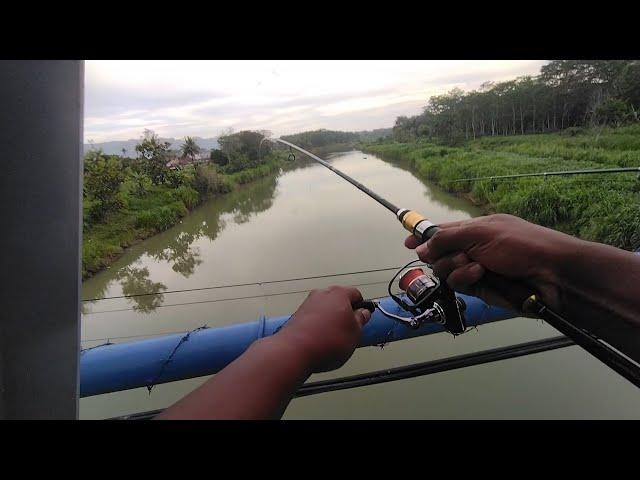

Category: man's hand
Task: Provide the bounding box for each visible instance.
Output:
[157,285,371,419]
[276,286,371,373]
[404,214,582,312]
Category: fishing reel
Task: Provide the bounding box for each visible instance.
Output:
[376,260,467,335]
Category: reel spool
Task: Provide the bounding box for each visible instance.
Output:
[378,260,467,334]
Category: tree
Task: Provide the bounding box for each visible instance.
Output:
[181,136,201,163]
[84,150,125,221]
[210,148,229,166]
[135,129,171,185]
[281,129,359,149]
[121,148,127,158]
[388,60,639,144]
[617,61,640,118]
[218,130,271,172]
[595,98,631,127]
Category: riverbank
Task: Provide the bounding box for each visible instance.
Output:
[362,125,640,250]
[83,159,283,279]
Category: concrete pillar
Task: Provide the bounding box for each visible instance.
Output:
[0,60,83,418]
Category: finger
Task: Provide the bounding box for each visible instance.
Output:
[404,235,422,249]
[332,285,363,305]
[404,220,477,250]
[467,279,516,311]
[436,216,485,230]
[433,219,467,230]
[354,308,371,327]
[432,252,471,279]
[416,224,483,263]
[445,264,515,310]
[447,262,485,292]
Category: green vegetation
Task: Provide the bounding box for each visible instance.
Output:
[363,125,640,251]
[135,129,173,185]
[180,136,201,163]
[364,60,640,251]
[83,151,126,222]
[280,128,393,154]
[281,129,360,149]
[392,60,640,144]
[83,129,285,278]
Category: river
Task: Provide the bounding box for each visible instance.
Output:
[80,151,640,419]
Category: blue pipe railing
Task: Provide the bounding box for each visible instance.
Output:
[80,294,516,397]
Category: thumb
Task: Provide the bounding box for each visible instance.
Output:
[354,308,371,327]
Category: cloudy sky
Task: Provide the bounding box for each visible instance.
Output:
[84,60,547,142]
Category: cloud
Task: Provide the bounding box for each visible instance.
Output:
[84,60,547,141]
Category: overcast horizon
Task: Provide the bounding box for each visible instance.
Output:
[85,60,548,143]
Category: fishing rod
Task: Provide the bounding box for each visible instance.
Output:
[443,166,640,184]
[267,137,640,389]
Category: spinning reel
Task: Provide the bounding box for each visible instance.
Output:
[371,260,467,335]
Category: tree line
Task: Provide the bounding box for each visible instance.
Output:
[392,60,640,144]
[280,128,393,149]
[84,129,274,222]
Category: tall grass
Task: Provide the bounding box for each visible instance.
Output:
[364,125,640,251]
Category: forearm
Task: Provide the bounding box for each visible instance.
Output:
[156,335,312,420]
[553,238,640,327]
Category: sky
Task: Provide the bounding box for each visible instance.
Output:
[84,60,547,143]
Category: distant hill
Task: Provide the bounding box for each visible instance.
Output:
[83,129,391,157]
[84,136,219,156]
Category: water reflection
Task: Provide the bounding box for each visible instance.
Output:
[116,266,167,313]
[147,231,203,277]
[83,170,287,313]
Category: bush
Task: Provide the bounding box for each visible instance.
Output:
[171,186,200,209]
[83,239,123,277]
[165,168,188,188]
[229,161,281,184]
[135,201,188,232]
[560,127,586,137]
[210,149,229,166]
[191,165,232,196]
[130,171,149,197]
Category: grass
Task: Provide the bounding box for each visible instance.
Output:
[82,158,284,279]
[362,125,640,251]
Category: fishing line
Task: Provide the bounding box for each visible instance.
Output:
[441,166,640,184]
[82,264,426,302]
[81,293,395,344]
[83,280,391,315]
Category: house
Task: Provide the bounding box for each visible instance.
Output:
[166,150,211,169]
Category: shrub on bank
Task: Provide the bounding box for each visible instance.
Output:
[83,239,123,277]
[171,185,200,210]
[192,165,233,196]
[135,201,189,233]
[228,161,281,184]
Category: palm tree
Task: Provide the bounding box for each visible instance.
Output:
[121,148,127,158]
[180,137,201,163]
